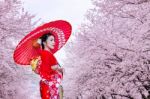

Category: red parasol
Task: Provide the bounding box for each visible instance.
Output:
[13,20,72,65]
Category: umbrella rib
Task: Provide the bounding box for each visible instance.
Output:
[16,48,30,64]
[19,46,32,65]
[16,43,32,64]
[22,44,40,65]
[14,41,32,57]
[15,42,30,60]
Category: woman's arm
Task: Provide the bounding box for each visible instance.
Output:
[51,64,64,74]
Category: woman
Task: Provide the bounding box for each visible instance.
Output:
[13,20,72,99]
[33,33,64,99]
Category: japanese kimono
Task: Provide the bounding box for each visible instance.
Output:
[30,50,63,99]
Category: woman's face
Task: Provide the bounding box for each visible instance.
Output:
[45,35,55,49]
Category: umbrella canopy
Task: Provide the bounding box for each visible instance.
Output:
[13,20,72,65]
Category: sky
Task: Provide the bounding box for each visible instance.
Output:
[21,0,93,64]
[21,0,93,32]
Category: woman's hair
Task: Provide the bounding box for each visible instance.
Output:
[39,32,54,49]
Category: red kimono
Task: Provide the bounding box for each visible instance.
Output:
[38,50,63,99]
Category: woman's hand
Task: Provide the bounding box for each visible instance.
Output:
[58,67,64,74]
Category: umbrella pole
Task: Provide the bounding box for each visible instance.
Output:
[59,85,63,99]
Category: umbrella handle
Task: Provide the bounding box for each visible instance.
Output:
[59,85,64,99]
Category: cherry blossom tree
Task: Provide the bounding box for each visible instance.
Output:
[63,0,150,99]
[0,0,40,98]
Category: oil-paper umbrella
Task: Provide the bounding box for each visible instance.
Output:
[13,20,72,65]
